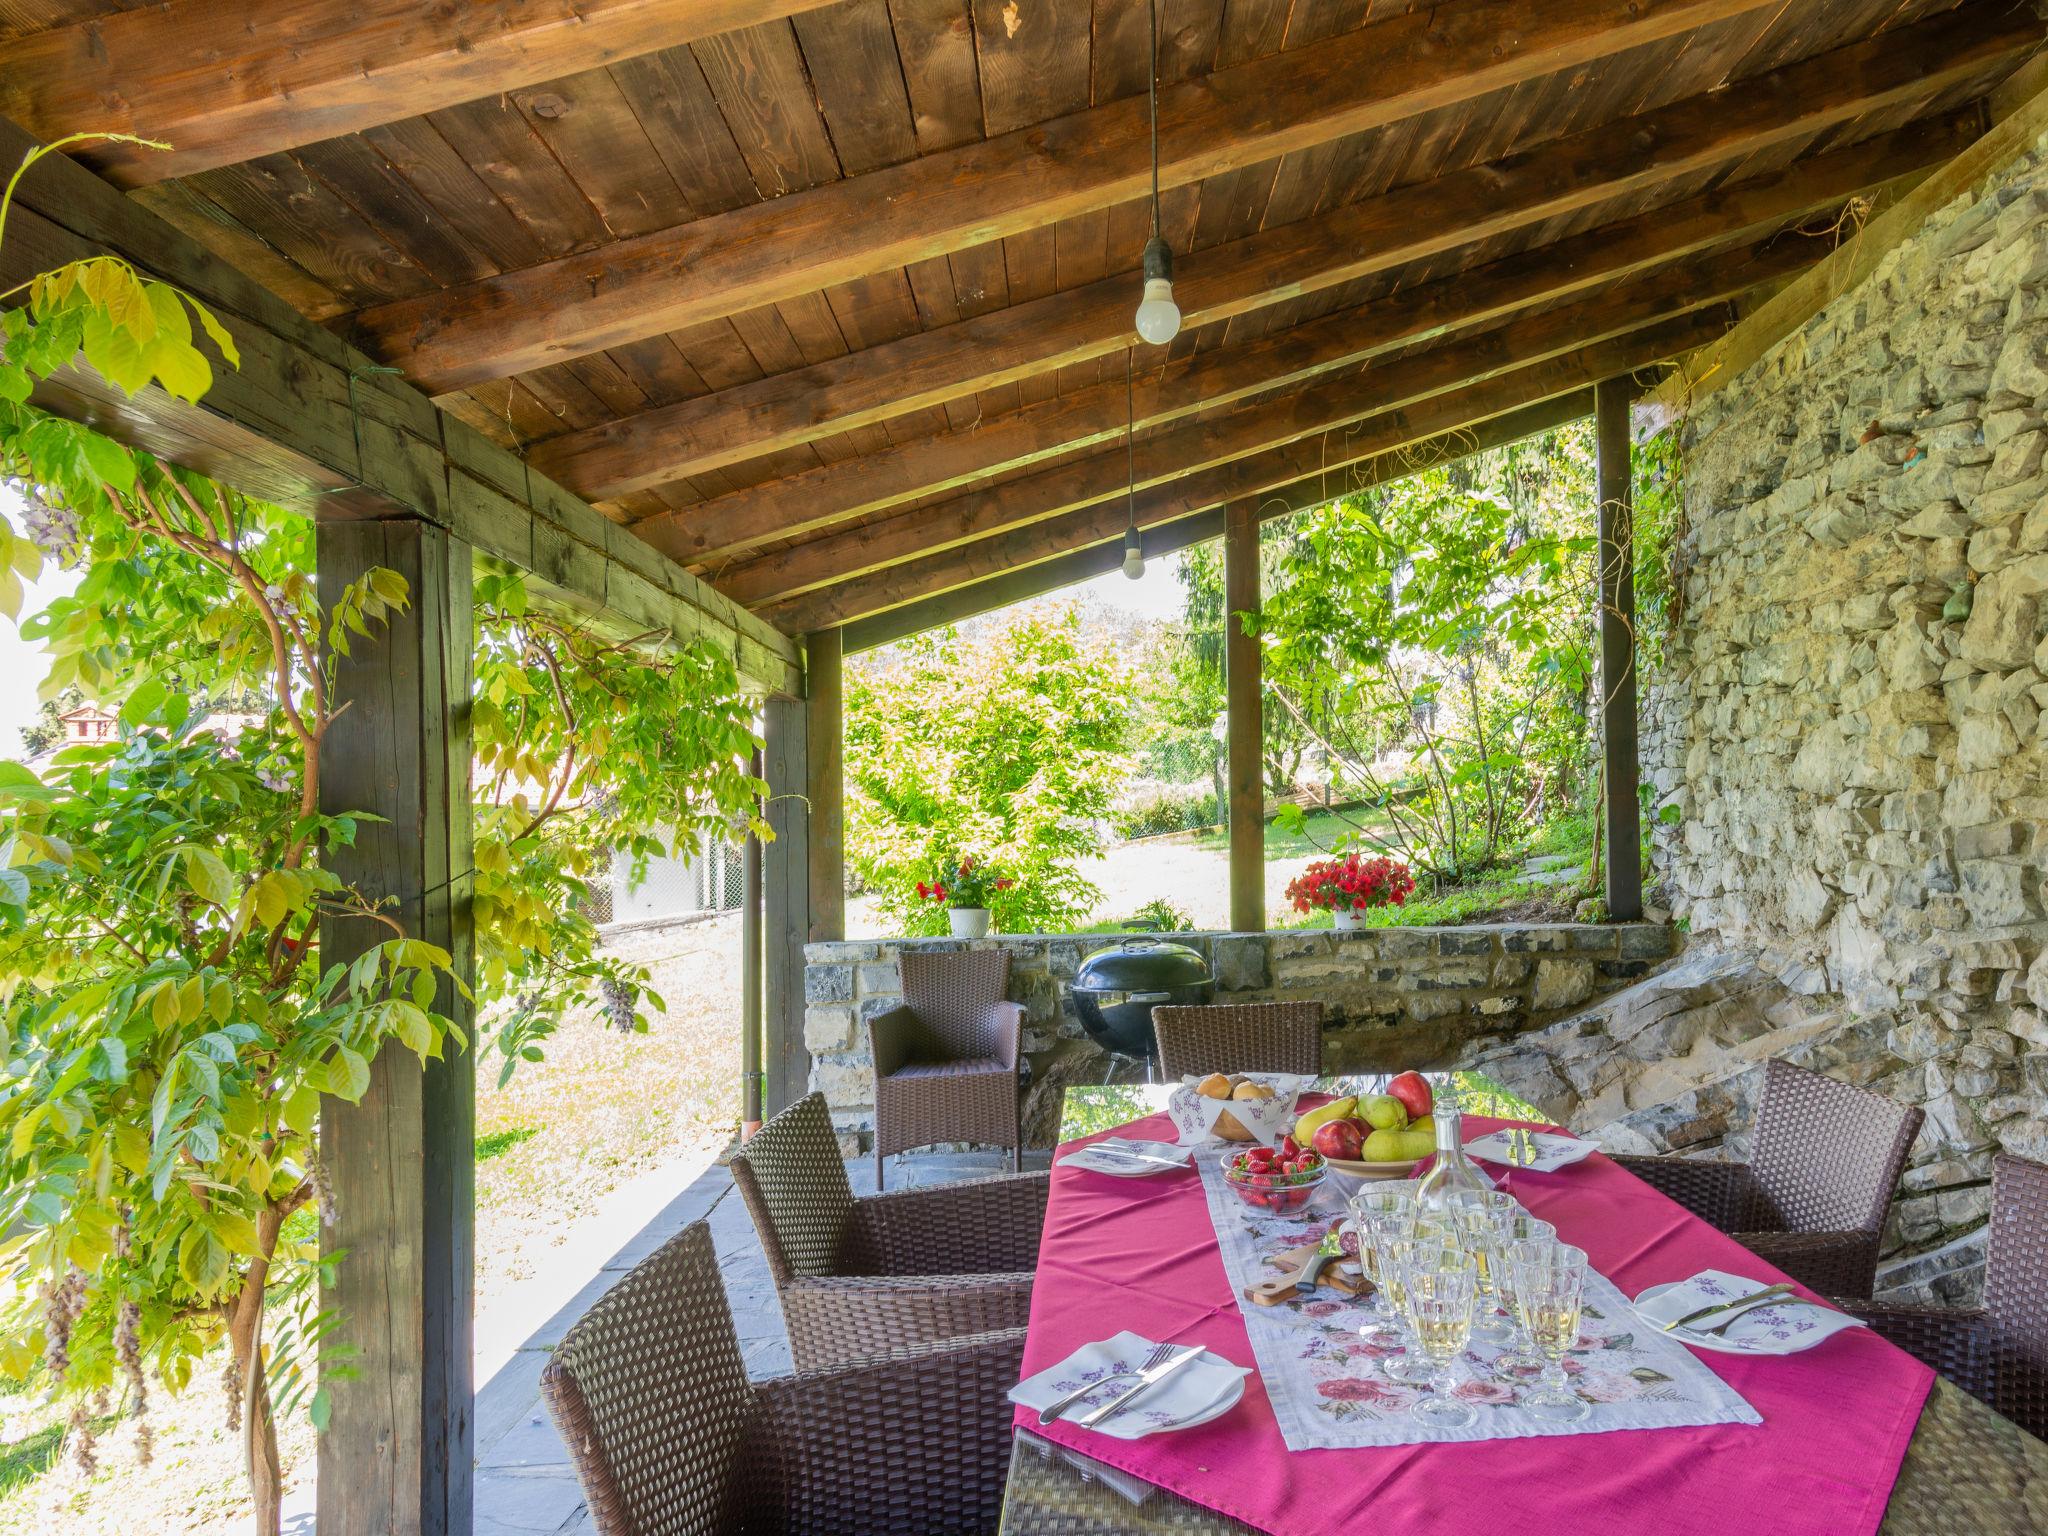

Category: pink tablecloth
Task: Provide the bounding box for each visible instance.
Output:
[1016,1108,1933,1536]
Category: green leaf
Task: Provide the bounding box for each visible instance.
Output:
[194,302,240,369]
[177,1224,231,1293]
[309,1386,333,1433]
[181,845,236,908]
[325,1047,370,1103]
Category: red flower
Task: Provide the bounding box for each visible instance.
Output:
[916,881,929,899]
[996,877,1014,890]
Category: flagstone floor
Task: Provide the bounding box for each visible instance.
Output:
[467,1145,1052,1536]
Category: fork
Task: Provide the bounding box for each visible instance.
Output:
[1699,1294,1826,1335]
[1038,1342,1177,1425]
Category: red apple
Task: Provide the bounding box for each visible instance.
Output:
[1388,1071,1433,1122]
[1311,1118,1365,1161]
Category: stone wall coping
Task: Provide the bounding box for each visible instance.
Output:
[804,922,1668,963]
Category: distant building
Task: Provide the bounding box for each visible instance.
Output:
[54,702,114,745]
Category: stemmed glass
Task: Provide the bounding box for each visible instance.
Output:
[1400,1244,1479,1430]
[1490,1214,1556,1376]
[1348,1185,1417,1344]
[1509,1239,1590,1422]
[1448,1205,1516,1345]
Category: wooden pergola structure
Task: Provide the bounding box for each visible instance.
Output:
[1,1,2042,1529]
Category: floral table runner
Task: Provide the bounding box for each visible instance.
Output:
[1192,1153,1761,1449]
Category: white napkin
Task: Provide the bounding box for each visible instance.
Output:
[1165,1072,1310,1148]
[1464,1127,1598,1171]
[1009,1330,1251,1440]
[1633,1270,1868,1354]
[1057,1137,1193,1176]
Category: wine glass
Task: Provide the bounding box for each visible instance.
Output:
[1449,1205,1516,1345]
[1381,1231,1462,1384]
[1490,1215,1556,1376]
[1399,1244,1480,1430]
[1509,1240,1590,1422]
[1348,1186,1417,1343]
[1447,1188,1517,1226]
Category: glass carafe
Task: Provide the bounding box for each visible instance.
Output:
[1415,1092,1493,1211]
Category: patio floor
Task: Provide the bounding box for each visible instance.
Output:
[468,1145,1055,1536]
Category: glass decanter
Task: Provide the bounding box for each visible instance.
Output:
[1414,1085,1494,1211]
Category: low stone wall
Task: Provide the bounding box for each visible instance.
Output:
[804,923,1672,1151]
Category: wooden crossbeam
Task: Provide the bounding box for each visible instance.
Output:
[342,0,1778,394]
[531,6,2036,495]
[718,235,1812,610]
[0,115,799,694]
[0,0,844,187]
[760,310,1729,634]
[644,111,1975,567]
[840,393,1595,653]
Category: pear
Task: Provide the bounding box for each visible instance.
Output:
[1358,1094,1407,1132]
[1394,1127,1436,1162]
[1294,1096,1358,1141]
[1361,1127,1408,1162]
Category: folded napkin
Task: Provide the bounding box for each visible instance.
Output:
[1633,1270,1868,1354]
[1010,1330,1251,1441]
[1057,1137,1193,1176]
[1464,1127,1598,1171]
[1165,1072,1311,1148]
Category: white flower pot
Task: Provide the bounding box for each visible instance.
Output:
[1332,908,1364,932]
[948,906,992,939]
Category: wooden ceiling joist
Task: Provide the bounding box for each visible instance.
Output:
[646,111,1977,569]
[717,235,1806,610]
[0,117,799,694]
[840,392,1599,655]
[0,0,846,187]
[761,309,1732,635]
[340,0,1782,395]
[528,4,2038,498]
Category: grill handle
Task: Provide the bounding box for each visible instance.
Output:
[1128,991,1173,1004]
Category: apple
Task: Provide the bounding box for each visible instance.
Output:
[1312,1118,1365,1161]
[1388,1071,1433,1121]
[1359,1094,1407,1131]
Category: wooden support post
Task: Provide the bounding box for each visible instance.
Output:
[1225,502,1265,933]
[1595,378,1644,922]
[742,745,765,1138]
[316,518,475,1536]
[805,629,846,944]
[761,696,811,1118]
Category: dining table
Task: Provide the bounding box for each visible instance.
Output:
[999,1073,2048,1535]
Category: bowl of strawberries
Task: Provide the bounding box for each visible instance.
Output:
[1222,1136,1326,1214]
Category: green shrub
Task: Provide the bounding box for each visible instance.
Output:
[1110,783,1220,839]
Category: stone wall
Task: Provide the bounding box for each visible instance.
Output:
[804,923,1671,1152]
[1619,133,2048,1295]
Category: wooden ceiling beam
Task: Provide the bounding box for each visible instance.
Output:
[0,0,846,188]
[646,111,1975,567]
[758,310,1730,634]
[840,392,1597,654]
[341,0,1782,393]
[717,234,1821,610]
[534,5,2038,495]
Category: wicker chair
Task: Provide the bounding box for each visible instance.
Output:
[1845,1153,2047,1438]
[1610,1057,1922,1298]
[541,1218,1026,1536]
[869,947,1025,1188]
[730,1091,1047,1371]
[1152,1001,1324,1081]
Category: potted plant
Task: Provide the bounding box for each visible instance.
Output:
[1285,852,1415,929]
[917,854,1013,938]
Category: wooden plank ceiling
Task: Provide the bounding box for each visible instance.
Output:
[1,0,2040,639]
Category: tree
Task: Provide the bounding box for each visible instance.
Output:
[1259,426,1599,881]
[845,606,1130,935]
[1175,540,1315,798]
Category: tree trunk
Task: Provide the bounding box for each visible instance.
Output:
[228,1203,291,1536]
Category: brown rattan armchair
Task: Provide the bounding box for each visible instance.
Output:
[869,947,1025,1188]
[1610,1057,1923,1298]
[1152,1001,1324,1081]
[731,1091,1047,1371]
[1844,1152,2047,1439]
[541,1218,1027,1536]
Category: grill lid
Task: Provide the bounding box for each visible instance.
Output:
[1073,939,1211,994]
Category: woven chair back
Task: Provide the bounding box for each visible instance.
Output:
[1985,1152,2048,1433]
[731,1092,860,1283]
[541,1221,755,1536]
[1748,1057,1921,1237]
[899,948,1012,1060]
[1152,1001,1323,1081]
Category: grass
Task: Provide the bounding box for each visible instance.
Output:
[0,1418,71,1503]
[474,1126,538,1162]
[1188,807,1376,859]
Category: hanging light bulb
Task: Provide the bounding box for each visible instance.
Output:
[1132,0,1179,346]
[1134,235,1179,345]
[1121,347,1143,579]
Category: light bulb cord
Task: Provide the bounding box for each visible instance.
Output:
[1125,346,1138,540]
[1148,0,1161,241]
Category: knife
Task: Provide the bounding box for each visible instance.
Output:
[1661,1282,1795,1332]
[1075,1344,1205,1428]
[1084,1145,1188,1171]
